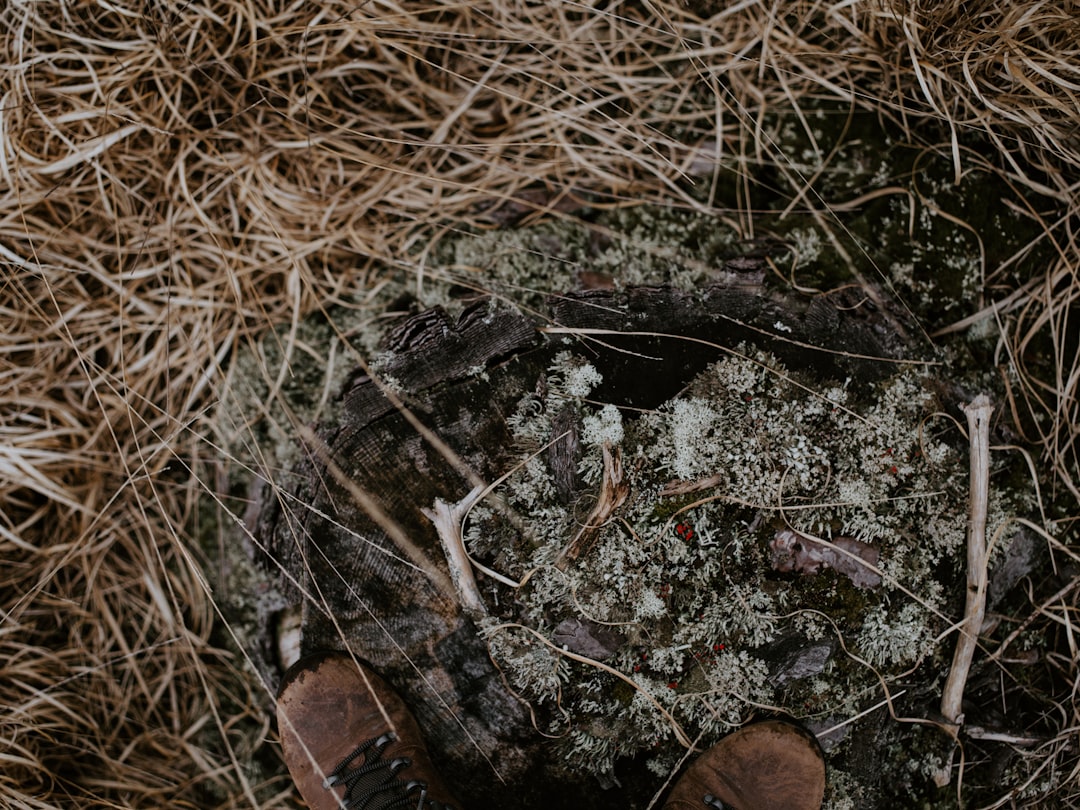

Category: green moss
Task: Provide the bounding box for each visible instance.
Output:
[793,568,872,630]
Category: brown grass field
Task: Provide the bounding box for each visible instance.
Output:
[1,1,1078,807]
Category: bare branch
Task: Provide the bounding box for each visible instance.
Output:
[934,395,994,787]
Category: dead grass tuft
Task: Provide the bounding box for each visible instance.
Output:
[1,0,1077,806]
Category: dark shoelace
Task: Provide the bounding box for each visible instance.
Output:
[323,732,454,810]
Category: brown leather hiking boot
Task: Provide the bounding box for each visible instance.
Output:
[277,651,459,810]
[663,719,826,810]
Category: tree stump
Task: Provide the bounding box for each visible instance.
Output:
[252,266,931,809]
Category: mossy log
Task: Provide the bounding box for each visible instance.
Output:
[252,267,913,809]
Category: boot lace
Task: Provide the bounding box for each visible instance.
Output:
[323,732,454,810]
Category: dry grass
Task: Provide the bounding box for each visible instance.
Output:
[1,0,1078,807]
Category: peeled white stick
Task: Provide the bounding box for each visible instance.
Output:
[423,485,489,620]
[934,395,994,786]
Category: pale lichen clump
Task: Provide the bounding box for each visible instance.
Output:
[466,348,978,780]
[856,602,934,668]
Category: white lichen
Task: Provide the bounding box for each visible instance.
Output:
[564,366,602,399]
[857,601,932,668]
[473,345,985,781]
[582,403,624,446]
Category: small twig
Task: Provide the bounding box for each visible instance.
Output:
[934,395,994,787]
[964,726,1043,746]
[423,485,489,620]
[423,433,583,616]
[555,443,628,567]
[659,473,723,497]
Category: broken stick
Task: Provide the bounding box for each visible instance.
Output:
[934,394,994,786]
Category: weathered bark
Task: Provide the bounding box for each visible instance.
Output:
[252,271,907,808]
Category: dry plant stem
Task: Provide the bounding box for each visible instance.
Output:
[556,443,628,567]
[935,395,994,786]
[964,726,1042,746]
